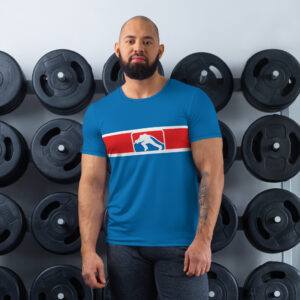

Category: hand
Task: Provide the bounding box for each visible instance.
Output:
[183,238,211,277]
[81,251,107,289]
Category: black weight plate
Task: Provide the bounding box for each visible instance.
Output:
[211,194,238,253]
[0,51,26,115]
[32,49,95,115]
[219,121,237,173]
[30,265,94,300]
[171,52,233,112]
[244,261,300,300]
[243,188,300,253]
[0,266,27,299]
[0,121,29,187]
[0,194,26,255]
[102,53,165,95]
[31,118,82,183]
[208,263,239,300]
[241,114,300,182]
[241,49,300,112]
[31,192,80,254]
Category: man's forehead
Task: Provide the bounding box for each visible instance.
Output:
[120,19,158,41]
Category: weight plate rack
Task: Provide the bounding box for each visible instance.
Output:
[0,49,299,300]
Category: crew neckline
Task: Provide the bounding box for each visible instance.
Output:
[119,78,171,102]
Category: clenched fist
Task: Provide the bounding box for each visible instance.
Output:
[183,238,211,277]
[81,251,107,289]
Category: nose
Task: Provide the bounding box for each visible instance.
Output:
[133,39,145,54]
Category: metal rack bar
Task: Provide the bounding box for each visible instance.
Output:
[25,78,244,95]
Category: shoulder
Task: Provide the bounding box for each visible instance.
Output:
[90,88,120,111]
[169,79,209,100]
[169,78,198,94]
[169,79,212,111]
[83,88,120,126]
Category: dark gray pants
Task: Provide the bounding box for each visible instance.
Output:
[106,242,209,300]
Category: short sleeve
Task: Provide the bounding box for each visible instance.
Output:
[81,104,107,157]
[188,88,222,143]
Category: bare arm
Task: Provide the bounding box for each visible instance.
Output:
[78,154,107,255]
[191,137,224,244]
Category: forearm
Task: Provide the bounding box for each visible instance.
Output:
[78,178,105,254]
[194,170,224,243]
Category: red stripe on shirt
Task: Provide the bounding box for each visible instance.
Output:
[103,127,190,155]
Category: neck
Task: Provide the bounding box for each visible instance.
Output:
[122,72,168,99]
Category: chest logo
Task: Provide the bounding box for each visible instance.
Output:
[131,130,165,152]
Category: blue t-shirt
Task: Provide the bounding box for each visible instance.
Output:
[82,78,222,246]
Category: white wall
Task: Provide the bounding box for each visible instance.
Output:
[1,0,299,292]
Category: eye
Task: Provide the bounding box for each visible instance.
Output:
[126,40,134,44]
[144,40,152,45]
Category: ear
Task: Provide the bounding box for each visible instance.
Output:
[114,42,120,58]
[158,44,164,59]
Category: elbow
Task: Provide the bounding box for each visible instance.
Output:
[198,162,225,189]
[199,160,224,178]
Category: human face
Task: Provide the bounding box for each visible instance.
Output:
[115,20,164,80]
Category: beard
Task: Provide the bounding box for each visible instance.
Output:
[119,51,160,80]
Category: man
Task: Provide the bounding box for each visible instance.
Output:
[79,15,224,300]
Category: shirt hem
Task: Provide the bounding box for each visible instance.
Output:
[106,238,192,247]
[82,151,107,157]
[190,134,222,143]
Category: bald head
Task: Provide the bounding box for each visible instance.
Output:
[119,16,160,43]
